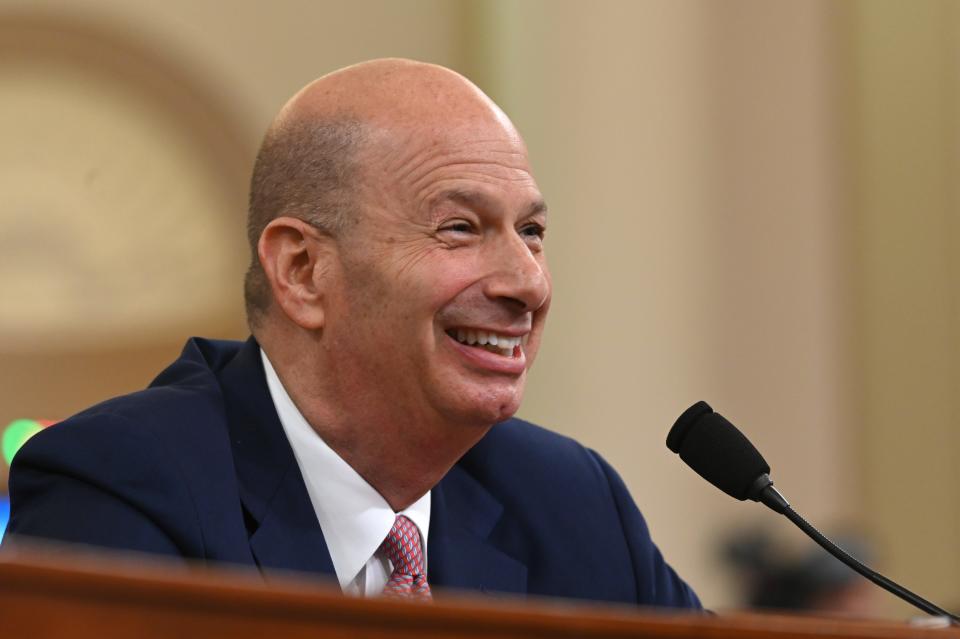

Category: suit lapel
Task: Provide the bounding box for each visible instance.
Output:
[217,338,335,579]
[429,464,527,596]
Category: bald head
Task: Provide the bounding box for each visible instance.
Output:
[244,59,521,326]
[282,58,514,131]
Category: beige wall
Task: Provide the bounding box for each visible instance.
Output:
[844,0,960,616]
[0,0,957,617]
[481,0,853,610]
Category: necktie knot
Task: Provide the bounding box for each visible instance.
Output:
[380,515,431,600]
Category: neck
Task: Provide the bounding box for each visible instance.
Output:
[259,329,491,511]
[306,404,484,511]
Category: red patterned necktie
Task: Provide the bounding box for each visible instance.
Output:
[380,515,432,600]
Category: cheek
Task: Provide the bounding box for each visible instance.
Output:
[403,257,481,314]
[340,244,488,338]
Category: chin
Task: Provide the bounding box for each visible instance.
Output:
[479,402,520,425]
[457,386,524,426]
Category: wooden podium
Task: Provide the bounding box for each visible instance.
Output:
[1,550,956,638]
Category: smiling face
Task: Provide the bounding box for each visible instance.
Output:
[322,121,551,429]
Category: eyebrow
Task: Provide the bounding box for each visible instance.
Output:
[437,189,548,218]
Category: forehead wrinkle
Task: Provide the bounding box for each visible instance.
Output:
[411,163,535,192]
[426,188,548,220]
[388,135,530,188]
[413,172,534,211]
[378,129,432,183]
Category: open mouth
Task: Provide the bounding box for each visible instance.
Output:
[446,328,526,358]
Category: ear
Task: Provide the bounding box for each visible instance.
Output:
[258,217,336,330]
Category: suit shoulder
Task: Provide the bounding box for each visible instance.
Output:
[471,417,597,463]
[12,387,216,494]
[10,337,245,495]
[461,418,611,496]
[66,383,225,444]
[6,338,248,556]
[35,336,244,450]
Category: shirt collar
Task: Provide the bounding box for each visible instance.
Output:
[260,349,430,590]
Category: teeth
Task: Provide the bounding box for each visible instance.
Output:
[451,329,526,355]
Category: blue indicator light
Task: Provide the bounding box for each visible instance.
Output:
[0,494,8,542]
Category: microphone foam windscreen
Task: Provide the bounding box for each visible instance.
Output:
[666,401,771,501]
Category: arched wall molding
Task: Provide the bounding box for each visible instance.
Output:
[0,10,254,351]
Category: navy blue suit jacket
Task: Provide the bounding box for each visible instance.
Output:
[6,337,699,608]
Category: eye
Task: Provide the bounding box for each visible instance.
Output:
[519,222,546,241]
[438,219,476,235]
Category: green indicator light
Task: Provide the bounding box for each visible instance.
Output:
[2,419,44,467]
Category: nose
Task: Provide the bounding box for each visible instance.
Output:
[482,233,551,312]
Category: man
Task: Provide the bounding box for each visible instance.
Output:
[6,59,700,607]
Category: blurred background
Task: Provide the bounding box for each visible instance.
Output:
[0,0,957,620]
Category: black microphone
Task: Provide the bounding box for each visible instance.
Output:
[667,400,959,624]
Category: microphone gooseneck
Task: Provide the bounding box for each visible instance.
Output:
[667,401,959,624]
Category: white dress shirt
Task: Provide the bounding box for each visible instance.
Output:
[260,350,431,596]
